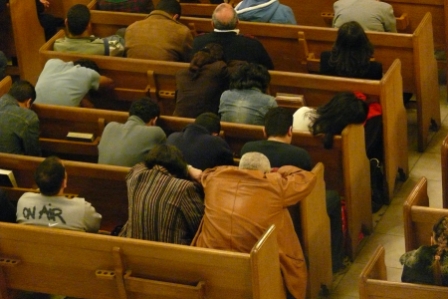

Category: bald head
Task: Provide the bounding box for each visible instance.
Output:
[212,3,238,30]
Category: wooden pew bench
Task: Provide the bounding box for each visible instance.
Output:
[0,223,287,299]
[358,245,448,299]
[403,176,448,252]
[0,153,129,232]
[359,176,448,299]
[0,153,331,299]
[39,34,408,201]
[31,103,369,261]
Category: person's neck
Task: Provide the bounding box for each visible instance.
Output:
[67,31,92,39]
[267,136,290,144]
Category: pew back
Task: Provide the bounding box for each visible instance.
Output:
[360,176,448,298]
[0,223,286,299]
[0,153,129,232]
[0,151,332,298]
[403,177,448,252]
[358,245,448,299]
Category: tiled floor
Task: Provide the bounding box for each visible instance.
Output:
[326,84,448,298]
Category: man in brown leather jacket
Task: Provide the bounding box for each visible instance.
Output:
[192,152,316,299]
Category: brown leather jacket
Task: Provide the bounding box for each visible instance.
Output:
[192,165,316,299]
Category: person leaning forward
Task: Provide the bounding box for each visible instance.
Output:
[192,152,316,299]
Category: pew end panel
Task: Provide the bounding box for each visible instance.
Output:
[9,0,46,85]
[380,59,408,196]
[359,245,448,299]
[0,222,285,299]
[299,162,333,298]
[442,133,448,208]
[403,177,448,252]
[412,12,441,151]
[341,124,372,257]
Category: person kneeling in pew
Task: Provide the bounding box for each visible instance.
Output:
[16,156,102,232]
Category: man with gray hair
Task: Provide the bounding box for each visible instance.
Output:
[191,3,273,69]
[192,152,316,299]
[238,151,271,172]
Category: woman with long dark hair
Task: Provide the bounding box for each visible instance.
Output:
[320,21,382,79]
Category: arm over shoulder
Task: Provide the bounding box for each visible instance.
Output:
[274,166,317,207]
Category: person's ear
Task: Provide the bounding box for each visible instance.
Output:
[148,116,158,126]
[262,127,267,138]
[288,126,293,137]
[21,98,32,109]
[173,14,180,21]
[64,18,68,28]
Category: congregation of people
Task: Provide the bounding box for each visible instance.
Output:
[5,0,444,298]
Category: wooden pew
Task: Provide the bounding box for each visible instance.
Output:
[358,245,448,299]
[39,31,408,200]
[359,177,448,299]
[441,133,448,208]
[31,103,368,261]
[0,76,12,97]
[0,223,286,299]
[0,152,331,298]
[403,176,448,252]
[82,9,438,152]
[0,153,129,232]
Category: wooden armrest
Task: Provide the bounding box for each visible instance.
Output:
[321,12,334,26]
[396,13,409,30]
[158,90,176,100]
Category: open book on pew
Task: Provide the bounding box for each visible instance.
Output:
[0,169,18,187]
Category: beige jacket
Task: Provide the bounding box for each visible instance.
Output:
[192,165,316,299]
[125,10,193,61]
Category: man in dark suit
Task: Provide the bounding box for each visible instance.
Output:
[191,3,274,69]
